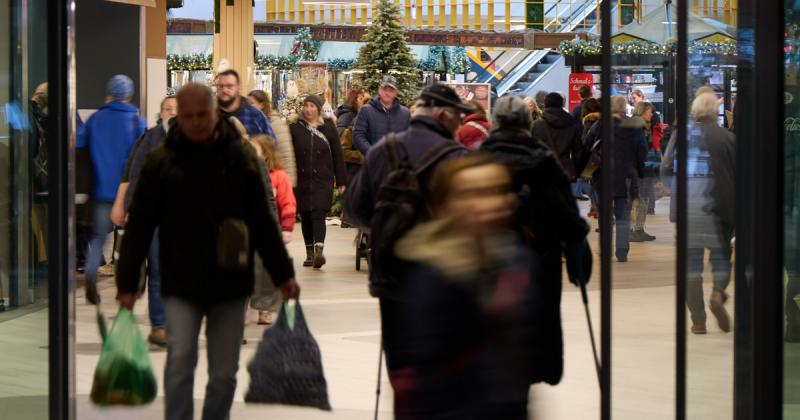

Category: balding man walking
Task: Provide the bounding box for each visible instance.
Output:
[116,83,299,420]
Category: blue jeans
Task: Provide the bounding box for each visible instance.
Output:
[85,201,114,285]
[614,196,631,260]
[147,230,166,328]
[572,177,591,198]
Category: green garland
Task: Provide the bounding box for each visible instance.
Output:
[557,39,738,57]
[256,54,299,70]
[327,58,356,71]
[167,53,213,71]
[417,46,470,73]
[291,27,321,62]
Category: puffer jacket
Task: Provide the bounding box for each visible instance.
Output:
[352,96,411,154]
[269,111,297,187]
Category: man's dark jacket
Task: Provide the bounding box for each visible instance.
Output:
[532,107,582,180]
[116,118,294,304]
[480,128,590,385]
[351,96,411,154]
[584,116,647,198]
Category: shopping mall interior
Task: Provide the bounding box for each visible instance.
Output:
[0,0,796,419]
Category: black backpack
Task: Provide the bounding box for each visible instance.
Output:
[368,134,463,293]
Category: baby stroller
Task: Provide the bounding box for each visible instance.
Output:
[355,230,369,271]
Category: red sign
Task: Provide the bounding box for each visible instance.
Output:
[569,73,594,112]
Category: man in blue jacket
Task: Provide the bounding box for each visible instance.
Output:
[215,69,275,138]
[352,75,411,154]
[77,74,146,304]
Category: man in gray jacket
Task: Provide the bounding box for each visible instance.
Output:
[352,75,411,154]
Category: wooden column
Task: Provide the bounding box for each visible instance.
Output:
[350,5,358,24]
[693,0,699,15]
[361,4,368,24]
[505,0,510,31]
[266,0,275,21]
[461,0,468,29]
[712,0,719,18]
[416,0,423,27]
[703,0,709,17]
[427,0,435,27]
[213,0,255,92]
[439,0,446,28]
[144,0,167,127]
[473,0,480,29]
[487,0,494,30]
[278,0,286,20]
[404,0,412,26]
[450,0,458,28]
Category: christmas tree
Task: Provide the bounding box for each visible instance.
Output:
[355,0,421,103]
[291,27,320,62]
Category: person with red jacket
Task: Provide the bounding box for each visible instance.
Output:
[249,134,297,324]
[456,100,492,151]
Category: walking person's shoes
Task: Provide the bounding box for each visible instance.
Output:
[258,311,273,325]
[98,263,115,277]
[85,281,101,305]
[313,242,326,269]
[691,321,708,335]
[709,291,731,333]
[148,327,167,347]
[303,245,314,267]
[630,230,657,242]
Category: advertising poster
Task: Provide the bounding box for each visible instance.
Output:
[569,73,595,111]
[447,82,491,114]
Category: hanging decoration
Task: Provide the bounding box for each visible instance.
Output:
[557,39,739,57]
[291,27,321,62]
[279,95,306,120]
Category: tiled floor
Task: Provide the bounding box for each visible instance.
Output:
[2,200,799,419]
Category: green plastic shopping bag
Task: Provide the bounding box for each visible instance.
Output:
[90,308,158,406]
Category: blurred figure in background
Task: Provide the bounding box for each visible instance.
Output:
[456,99,491,151]
[534,90,549,111]
[248,134,297,325]
[532,92,582,191]
[108,95,177,346]
[630,101,661,242]
[662,92,736,335]
[390,154,538,419]
[77,74,146,304]
[480,95,592,386]
[580,98,603,218]
[246,89,297,186]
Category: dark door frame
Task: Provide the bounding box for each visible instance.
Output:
[48,0,75,418]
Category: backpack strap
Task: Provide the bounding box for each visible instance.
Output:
[415,140,464,174]
[382,133,400,170]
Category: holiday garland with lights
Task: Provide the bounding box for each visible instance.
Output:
[167,54,213,71]
[557,39,738,57]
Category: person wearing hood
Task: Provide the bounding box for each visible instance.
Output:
[532,92,583,183]
[108,95,177,346]
[77,74,147,305]
[480,96,592,386]
[456,100,492,151]
[290,94,347,269]
[216,69,276,139]
[352,75,412,154]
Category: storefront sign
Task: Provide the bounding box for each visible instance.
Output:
[569,73,594,111]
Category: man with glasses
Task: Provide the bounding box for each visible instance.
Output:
[215,69,276,138]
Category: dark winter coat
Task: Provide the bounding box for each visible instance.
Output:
[584,116,647,198]
[661,120,736,248]
[352,97,411,154]
[345,116,468,232]
[456,114,491,151]
[532,107,582,180]
[290,117,348,212]
[122,123,168,209]
[335,104,358,137]
[480,128,590,385]
[116,118,295,305]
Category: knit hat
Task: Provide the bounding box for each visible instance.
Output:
[493,96,533,131]
[303,94,324,112]
[106,74,134,101]
[544,92,565,109]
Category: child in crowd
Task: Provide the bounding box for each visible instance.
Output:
[249,135,297,325]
